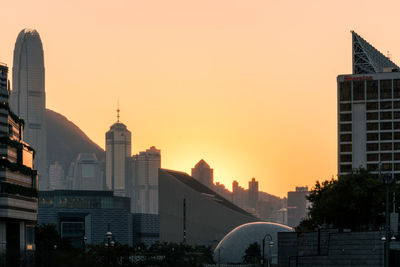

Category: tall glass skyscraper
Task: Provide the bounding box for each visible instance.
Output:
[10,29,48,190]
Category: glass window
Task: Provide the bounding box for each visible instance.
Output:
[381,112,392,120]
[340,164,352,172]
[340,82,351,101]
[367,153,379,161]
[394,111,400,119]
[367,112,378,120]
[367,80,378,100]
[395,143,400,150]
[395,164,400,171]
[367,102,379,110]
[381,153,392,161]
[380,102,392,109]
[380,80,392,99]
[340,144,352,152]
[381,122,392,130]
[353,81,365,100]
[340,134,352,142]
[340,103,351,112]
[382,163,392,171]
[367,133,379,141]
[367,143,379,151]
[340,113,352,122]
[395,132,400,140]
[381,143,393,151]
[395,153,400,160]
[367,123,379,131]
[340,124,352,132]
[394,101,400,109]
[394,79,400,98]
[395,122,400,129]
[381,133,392,140]
[340,154,352,162]
[367,164,379,171]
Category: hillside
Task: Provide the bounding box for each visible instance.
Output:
[46,109,105,171]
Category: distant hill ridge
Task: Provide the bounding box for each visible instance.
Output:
[46,109,105,172]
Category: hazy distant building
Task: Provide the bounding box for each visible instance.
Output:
[11,29,47,190]
[191,159,213,188]
[105,115,131,196]
[232,180,248,209]
[248,177,259,208]
[72,153,103,190]
[0,63,38,266]
[128,146,161,214]
[338,31,400,177]
[48,161,65,190]
[287,186,308,227]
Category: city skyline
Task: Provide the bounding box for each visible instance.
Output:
[3,1,400,197]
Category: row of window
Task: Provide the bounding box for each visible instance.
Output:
[340,122,400,132]
[340,153,400,162]
[339,141,400,151]
[340,80,400,101]
[340,101,400,112]
[341,132,400,142]
[340,164,398,173]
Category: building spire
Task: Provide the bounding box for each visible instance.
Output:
[116,101,120,123]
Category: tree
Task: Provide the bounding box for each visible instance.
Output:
[243,242,261,263]
[298,168,398,232]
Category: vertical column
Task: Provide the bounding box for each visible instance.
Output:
[353,103,367,169]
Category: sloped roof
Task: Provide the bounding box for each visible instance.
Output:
[352,31,399,74]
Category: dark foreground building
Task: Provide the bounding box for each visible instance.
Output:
[158,169,259,246]
[0,63,38,266]
[38,190,132,246]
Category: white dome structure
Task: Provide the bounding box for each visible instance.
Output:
[213,222,293,264]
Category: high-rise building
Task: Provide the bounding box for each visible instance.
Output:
[128,146,161,213]
[105,111,131,196]
[71,153,103,190]
[191,159,213,188]
[10,29,47,190]
[248,177,259,208]
[232,180,248,209]
[338,31,400,177]
[0,63,38,266]
[287,186,308,227]
[48,161,65,190]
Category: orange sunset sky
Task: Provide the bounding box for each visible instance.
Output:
[1,0,399,197]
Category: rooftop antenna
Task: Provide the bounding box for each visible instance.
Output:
[116,100,120,123]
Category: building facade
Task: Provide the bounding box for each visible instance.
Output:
[128,146,160,214]
[10,29,47,190]
[287,186,308,227]
[71,153,103,190]
[38,190,132,246]
[105,120,131,196]
[338,32,400,177]
[248,177,259,208]
[0,63,38,266]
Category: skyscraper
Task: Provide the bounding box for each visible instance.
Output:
[338,31,400,178]
[105,110,131,196]
[11,29,47,190]
[248,177,259,208]
[191,159,213,188]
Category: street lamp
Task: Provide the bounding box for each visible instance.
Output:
[262,234,274,267]
[105,230,115,266]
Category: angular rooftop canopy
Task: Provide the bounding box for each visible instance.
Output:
[352,31,399,74]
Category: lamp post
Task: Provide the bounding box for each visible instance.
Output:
[105,230,115,266]
[262,234,274,267]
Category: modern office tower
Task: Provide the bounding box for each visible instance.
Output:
[10,29,47,190]
[248,177,259,208]
[232,180,248,209]
[128,146,161,214]
[0,63,38,266]
[191,159,214,188]
[105,113,131,196]
[49,161,65,190]
[338,31,400,177]
[71,153,103,190]
[287,186,308,227]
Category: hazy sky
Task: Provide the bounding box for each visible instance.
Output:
[1,0,399,197]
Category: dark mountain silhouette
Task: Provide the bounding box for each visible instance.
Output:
[46,109,105,172]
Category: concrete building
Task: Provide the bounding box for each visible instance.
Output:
[105,114,131,196]
[71,153,103,190]
[248,177,259,209]
[158,169,259,246]
[338,31,400,177]
[38,190,132,246]
[11,29,47,190]
[128,146,160,214]
[0,63,38,266]
[287,186,308,227]
[48,161,65,190]
[132,213,160,247]
[191,159,213,188]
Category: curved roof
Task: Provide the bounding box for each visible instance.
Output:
[214,222,293,263]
